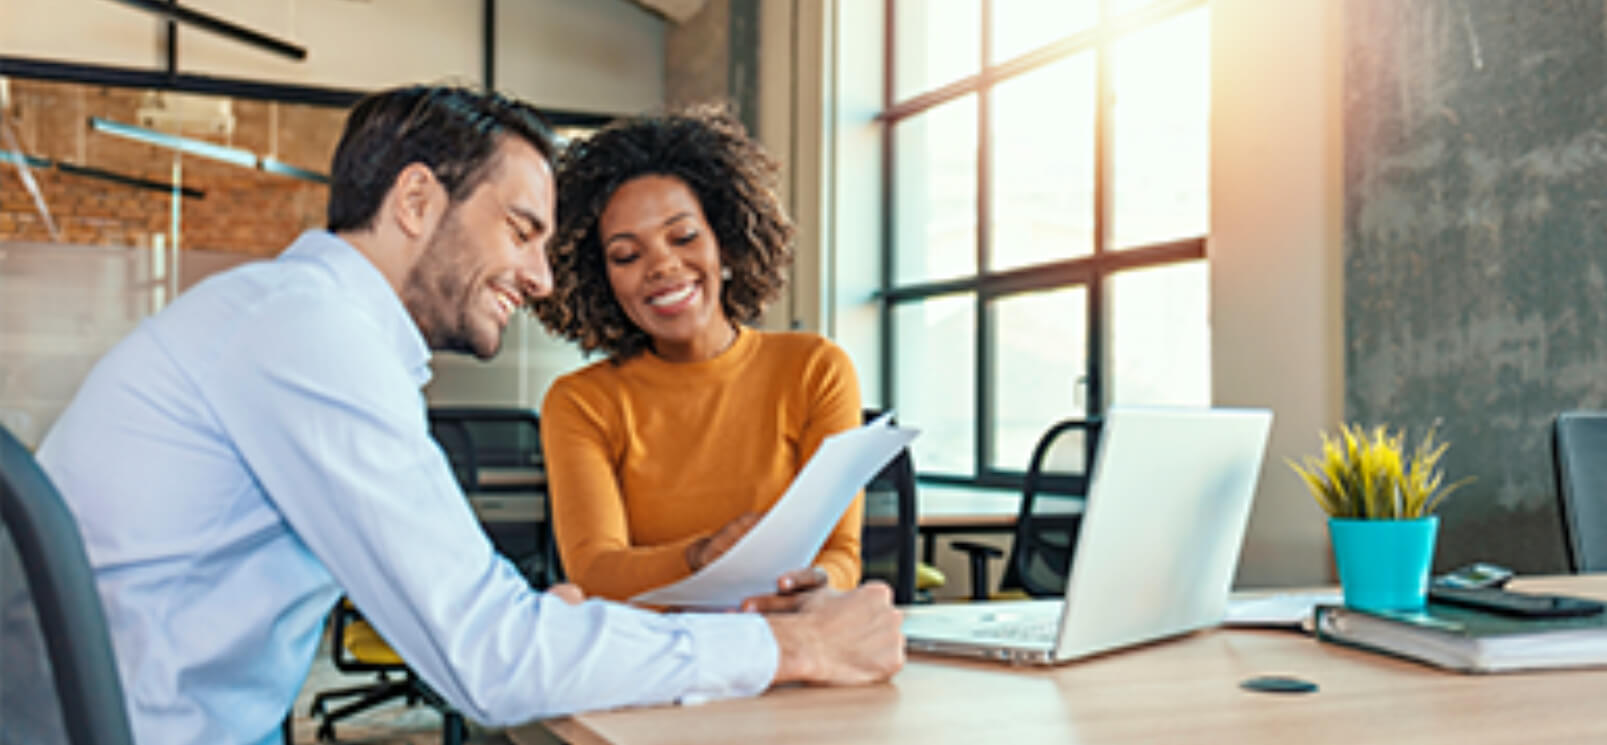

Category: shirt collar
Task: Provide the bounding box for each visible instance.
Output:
[281,230,433,388]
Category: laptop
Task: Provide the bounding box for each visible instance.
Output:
[902,406,1273,665]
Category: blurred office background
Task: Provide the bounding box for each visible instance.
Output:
[1,0,1603,594]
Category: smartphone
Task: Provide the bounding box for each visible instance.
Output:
[1432,562,1514,590]
[1428,585,1606,618]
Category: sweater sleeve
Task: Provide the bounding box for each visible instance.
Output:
[541,377,703,602]
[798,339,865,591]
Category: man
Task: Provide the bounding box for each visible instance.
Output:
[36,86,904,745]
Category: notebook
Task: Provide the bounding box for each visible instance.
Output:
[1313,602,1607,673]
[901,406,1273,665]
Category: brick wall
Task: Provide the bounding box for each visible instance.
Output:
[0,78,596,442]
[1,79,345,257]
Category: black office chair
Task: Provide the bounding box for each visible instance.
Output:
[1553,411,1607,573]
[951,418,1101,600]
[428,407,559,588]
[0,424,136,745]
[305,407,552,744]
[859,409,926,604]
[307,599,466,744]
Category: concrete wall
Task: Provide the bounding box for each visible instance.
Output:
[665,0,733,109]
[1344,0,1607,574]
[496,0,666,115]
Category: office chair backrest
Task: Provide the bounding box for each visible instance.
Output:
[428,407,545,493]
[860,409,918,604]
[427,407,560,587]
[1003,417,1101,598]
[429,417,481,492]
[1554,411,1607,573]
[0,425,135,745]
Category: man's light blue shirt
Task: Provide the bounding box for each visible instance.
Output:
[37,231,778,745]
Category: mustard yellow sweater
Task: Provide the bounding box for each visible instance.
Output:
[540,328,864,602]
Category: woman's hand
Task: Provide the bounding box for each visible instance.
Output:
[740,566,833,613]
[685,511,760,571]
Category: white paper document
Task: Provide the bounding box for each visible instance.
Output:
[1223,592,1343,630]
[631,413,919,609]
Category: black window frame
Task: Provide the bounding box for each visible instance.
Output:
[878,0,1210,490]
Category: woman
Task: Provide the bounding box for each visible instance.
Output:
[533,106,863,608]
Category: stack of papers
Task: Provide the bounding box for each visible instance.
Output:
[631,414,918,609]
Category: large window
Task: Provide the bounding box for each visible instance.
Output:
[882,0,1211,486]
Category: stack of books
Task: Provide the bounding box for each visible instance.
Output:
[1313,601,1607,673]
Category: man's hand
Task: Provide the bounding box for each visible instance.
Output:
[741,566,831,613]
[764,581,905,687]
[685,512,760,571]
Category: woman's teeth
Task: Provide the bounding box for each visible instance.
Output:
[648,283,697,307]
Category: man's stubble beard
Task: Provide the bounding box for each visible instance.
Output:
[402,211,495,359]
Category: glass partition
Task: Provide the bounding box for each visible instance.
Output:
[0,78,342,257]
[1,77,599,438]
[0,78,345,447]
[0,241,162,448]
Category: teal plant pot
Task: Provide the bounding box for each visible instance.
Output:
[1329,516,1440,612]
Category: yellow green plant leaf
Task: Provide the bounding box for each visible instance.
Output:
[1287,422,1472,520]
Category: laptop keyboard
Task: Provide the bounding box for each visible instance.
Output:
[974,618,1059,644]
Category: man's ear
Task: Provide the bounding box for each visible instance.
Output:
[388,162,446,240]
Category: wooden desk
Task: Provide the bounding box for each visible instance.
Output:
[465,467,546,524]
[475,466,547,490]
[468,493,544,524]
[513,574,1607,745]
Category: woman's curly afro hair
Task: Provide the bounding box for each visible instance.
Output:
[531,105,793,361]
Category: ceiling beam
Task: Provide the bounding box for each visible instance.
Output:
[106,0,307,61]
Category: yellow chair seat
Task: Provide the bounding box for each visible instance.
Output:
[862,562,1008,598]
[863,559,948,595]
[342,619,404,666]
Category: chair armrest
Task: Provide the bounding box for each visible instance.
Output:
[949,540,1004,602]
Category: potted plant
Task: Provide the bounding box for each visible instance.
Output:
[1290,424,1470,611]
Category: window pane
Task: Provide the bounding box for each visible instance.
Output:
[894,295,976,476]
[989,287,1087,471]
[1110,261,1210,406]
[1110,7,1210,249]
[893,95,978,285]
[990,0,1096,63]
[894,0,981,102]
[1110,0,1165,16]
[989,53,1095,272]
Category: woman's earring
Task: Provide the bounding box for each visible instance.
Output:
[720,266,732,281]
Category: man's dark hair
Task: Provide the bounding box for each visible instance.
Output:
[326,85,556,232]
